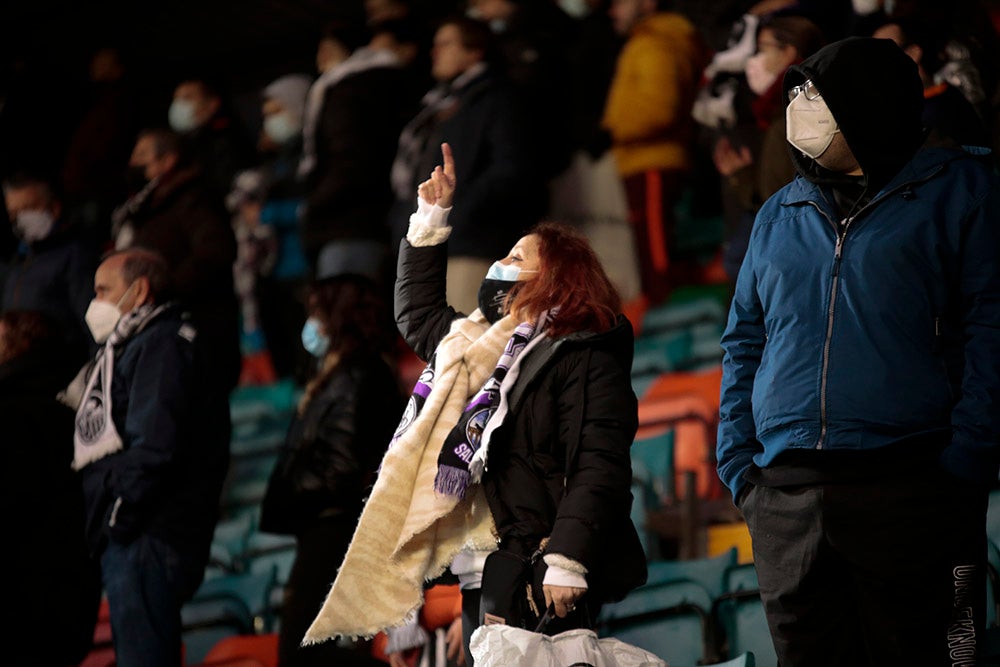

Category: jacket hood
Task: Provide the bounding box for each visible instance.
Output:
[634,12,698,42]
[784,37,924,191]
[563,314,635,373]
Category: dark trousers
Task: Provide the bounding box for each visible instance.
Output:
[279,516,381,667]
[623,169,684,306]
[741,471,988,666]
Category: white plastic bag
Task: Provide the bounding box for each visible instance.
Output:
[469,626,667,667]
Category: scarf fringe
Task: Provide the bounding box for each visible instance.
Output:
[434,466,471,499]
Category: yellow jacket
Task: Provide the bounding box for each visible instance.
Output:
[603,13,707,176]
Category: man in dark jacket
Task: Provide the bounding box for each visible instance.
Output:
[168,78,253,200]
[300,21,420,283]
[717,38,1000,665]
[73,249,229,667]
[117,128,241,392]
[2,174,97,362]
[389,16,538,313]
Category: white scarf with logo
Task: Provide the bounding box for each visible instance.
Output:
[72,304,167,470]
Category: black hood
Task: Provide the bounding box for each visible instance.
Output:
[784,37,925,192]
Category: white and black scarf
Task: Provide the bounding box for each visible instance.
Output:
[72,304,167,470]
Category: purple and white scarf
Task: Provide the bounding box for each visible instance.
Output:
[390,319,538,499]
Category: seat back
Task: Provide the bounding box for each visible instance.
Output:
[703,652,756,667]
[201,633,278,667]
[714,593,775,667]
[599,579,715,666]
[645,548,738,599]
[632,430,676,504]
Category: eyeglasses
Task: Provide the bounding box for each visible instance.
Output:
[788,79,822,102]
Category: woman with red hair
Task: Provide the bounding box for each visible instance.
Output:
[306,143,645,666]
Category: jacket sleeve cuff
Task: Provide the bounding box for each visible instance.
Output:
[543,560,588,589]
[543,554,588,589]
[406,197,452,247]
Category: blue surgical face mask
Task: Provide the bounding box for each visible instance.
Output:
[263,112,301,145]
[486,261,527,282]
[301,317,330,358]
[168,99,199,133]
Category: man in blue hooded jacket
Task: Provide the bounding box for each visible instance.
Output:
[718,37,1000,666]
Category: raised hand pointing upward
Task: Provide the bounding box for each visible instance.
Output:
[417,142,457,208]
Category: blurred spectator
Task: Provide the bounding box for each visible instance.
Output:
[603,0,709,305]
[168,78,254,200]
[874,17,991,150]
[70,249,229,667]
[563,0,622,161]
[468,0,576,183]
[2,174,98,362]
[61,46,137,242]
[881,0,1000,125]
[374,583,465,666]
[228,169,279,385]
[300,21,419,283]
[389,16,536,313]
[114,128,241,392]
[2,310,100,667]
[0,53,77,180]
[713,14,826,281]
[365,0,412,24]
[260,274,402,667]
[248,73,314,382]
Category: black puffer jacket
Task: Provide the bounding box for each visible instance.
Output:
[395,240,647,603]
[260,352,403,536]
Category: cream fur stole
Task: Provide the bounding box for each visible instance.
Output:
[303,310,517,644]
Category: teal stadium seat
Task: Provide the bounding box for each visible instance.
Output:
[645,548,738,599]
[598,579,716,666]
[713,562,777,667]
[704,653,756,667]
[631,430,676,505]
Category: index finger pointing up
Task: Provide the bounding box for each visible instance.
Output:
[441,142,455,179]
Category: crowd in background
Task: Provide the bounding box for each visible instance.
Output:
[3,0,1000,665]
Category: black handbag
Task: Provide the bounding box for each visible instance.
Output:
[479,548,548,628]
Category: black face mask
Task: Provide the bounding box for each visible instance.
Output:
[125,165,151,192]
[477,278,516,324]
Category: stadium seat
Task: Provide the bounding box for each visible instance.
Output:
[713,592,775,667]
[645,548,738,599]
[199,633,279,667]
[713,560,776,667]
[704,653,756,667]
[632,430,676,505]
[598,579,716,666]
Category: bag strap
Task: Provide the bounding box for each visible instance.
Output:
[533,601,593,633]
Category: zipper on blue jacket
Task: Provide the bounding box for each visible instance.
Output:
[818,222,848,449]
[805,165,944,449]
